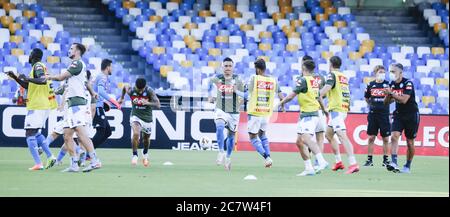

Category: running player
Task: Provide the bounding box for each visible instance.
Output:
[364,65,391,167]
[47,43,101,172]
[319,56,360,174]
[119,78,160,166]
[278,60,329,176]
[208,57,244,170]
[6,48,58,170]
[384,63,419,174]
[234,58,284,168]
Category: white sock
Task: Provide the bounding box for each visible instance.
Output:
[315,153,327,165]
[335,154,342,163]
[348,155,357,165]
[304,159,313,171]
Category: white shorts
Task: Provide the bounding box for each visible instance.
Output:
[297,116,319,135]
[53,120,67,135]
[214,109,240,132]
[328,111,347,131]
[24,110,50,129]
[66,105,89,129]
[316,111,327,133]
[247,115,268,134]
[130,115,152,135]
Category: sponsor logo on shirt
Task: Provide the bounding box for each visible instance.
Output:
[256,81,274,90]
[370,88,386,97]
[310,78,321,88]
[218,84,234,94]
[338,75,348,84]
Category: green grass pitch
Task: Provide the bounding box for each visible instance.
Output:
[0,147,448,197]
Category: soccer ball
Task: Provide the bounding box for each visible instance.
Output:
[199,136,212,149]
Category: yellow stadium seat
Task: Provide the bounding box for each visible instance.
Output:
[152,46,165,54]
[184,22,198,30]
[349,51,361,60]
[286,44,299,52]
[160,65,173,78]
[215,36,229,43]
[280,6,293,14]
[320,0,332,8]
[290,19,303,27]
[11,48,24,56]
[259,43,272,51]
[431,47,445,55]
[184,35,196,45]
[321,51,333,59]
[122,1,136,9]
[359,45,373,55]
[315,13,328,23]
[40,36,53,48]
[170,0,182,3]
[362,39,375,48]
[47,56,60,64]
[259,31,272,39]
[240,24,253,31]
[257,56,270,62]
[2,3,16,13]
[422,96,436,107]
[199,10,211,17]
[282,25,295,35]
[208,48,221,56]
[188,41,201,51]
[363,77,375,84]
[287,32,300,38]
[117,82,126,90]
[434,22,447,34]
[334,20,346,28]
[150,15,162,22]
[10,35,23,44]
[278,0,292,7]
[23,10,36,19]
[436,78,449,87]
[0,0,8,5]
[229,11,242,18]
[272,12,284,23]
[325,7,337,15]
[1,16,13,28]
[8,23,21,34]
[208,61,220,69]
[334,39,347,46]
[223,4,236,13]
[180,60,193,68]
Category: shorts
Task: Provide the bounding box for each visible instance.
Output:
[297,116,319,135]
[93,107,110,129]
[367,112,391,137]
[391,111,420,139]
[53,119,67,135]
[65,105,89,129]
[327,111,347,132]
[315,110,327,133]
[247,115,268,134]
[24,110,50,129]
[130,115,152,135]
[214,108,240,132]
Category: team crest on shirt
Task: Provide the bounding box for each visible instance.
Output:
[143,92,147,97]
[400,83,403,88]
[406,82,413,90]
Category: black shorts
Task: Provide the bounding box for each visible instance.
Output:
[367,112,391,137]
[391,111,420,139]
[92,107,111,129]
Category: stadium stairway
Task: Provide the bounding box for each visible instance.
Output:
[352,7,442,47]
[36,0,151,78]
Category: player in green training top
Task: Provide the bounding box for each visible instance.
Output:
[119,78,160,167]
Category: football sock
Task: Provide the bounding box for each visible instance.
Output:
[26,136,41,165]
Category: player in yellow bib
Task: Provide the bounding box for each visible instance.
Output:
[6,48,57,170]
[278,60,330,176]
[319,56,360,174]
[234,58,284,168]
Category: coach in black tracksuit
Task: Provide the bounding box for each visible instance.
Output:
[384,63,420,174]
[364,65,391,167]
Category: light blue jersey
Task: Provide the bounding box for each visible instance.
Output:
[94,73,111,108]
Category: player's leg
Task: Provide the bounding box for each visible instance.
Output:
[388,114,403,172]
[380,114,391,166]
[75,125,101,172]
[365,113,376,166]
[296,134,315,176]
[140,120,152,167]
[326,126,344,171]
[299,117,329,172]
[401,112,419,173]
[62,127,79,172]
[248,116,268,162]
[215,118,227,165]
[224,129,234,170]
[332,112,359,174]
[131,121,141,166]
[26,129,44,170]
[92,108,112,149]
[259,129,272,168]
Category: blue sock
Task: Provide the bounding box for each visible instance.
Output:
[260,135,270,158]
[216,123,225,152]
[251,137,267,159]
[226,134,235,158]
[36,133,52,158]
[405,160,412,168]
[75,145,81,155]
[392,154,398,165]
[26,136,41,165]
[57,148,66,162]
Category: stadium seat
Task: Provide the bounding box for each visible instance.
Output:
[422,96,436,107]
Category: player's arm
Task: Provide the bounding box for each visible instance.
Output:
[58,91,67,112]
[279,92,297,106]
[320,73,335,99]
[146,89,161,109]
[6,71,29,89]
[85,81,98,100]
[26,64,47,85]
[234,76,251,100]
[118,84,131,105]
[97,81,120,109]
[364,84,371,105]
[318,95,329,117]
[47,71,72,81]
[207,76,219,103]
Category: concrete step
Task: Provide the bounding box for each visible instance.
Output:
[45,7,98,14]
[64,27,120,35]
[50,14,106,21]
